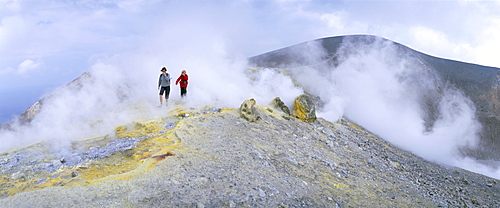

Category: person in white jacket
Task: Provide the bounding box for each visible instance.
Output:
[158,67,171,106]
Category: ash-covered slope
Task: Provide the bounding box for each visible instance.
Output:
[249,35,500,161]
[0,103,498,207]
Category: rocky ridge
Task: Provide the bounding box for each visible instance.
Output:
[248,35,500,161]
[0,97,498,207]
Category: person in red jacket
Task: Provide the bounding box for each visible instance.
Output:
[175,70,189,97]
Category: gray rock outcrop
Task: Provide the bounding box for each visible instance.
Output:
[239,98,259,122]
[293,94,316,122]
[271,97,291,115]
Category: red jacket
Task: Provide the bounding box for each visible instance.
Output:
[175,74,188,87]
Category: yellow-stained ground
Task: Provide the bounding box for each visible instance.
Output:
[0,107,201,198]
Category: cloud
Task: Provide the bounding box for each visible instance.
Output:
[281,1,500,68]
[0,67,13,75]
[320,13,346,31]
[0,15,32,56]
[474,18,500,67]
[16,59,42,74]
[0,0,21,12]
[2,0,500,84]
[408,26,474,60]
[0,59,42,75]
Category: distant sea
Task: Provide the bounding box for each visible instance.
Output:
[0,85,53,124]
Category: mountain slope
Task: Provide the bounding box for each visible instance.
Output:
[1,35,499,207]
[0,104,498,207]
[249,35,500,161]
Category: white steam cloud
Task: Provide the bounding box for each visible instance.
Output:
[0,31,304,154]
[0,31,498,179]
[283,37,499,179]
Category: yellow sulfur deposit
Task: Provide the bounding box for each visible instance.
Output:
[0,119,180,198]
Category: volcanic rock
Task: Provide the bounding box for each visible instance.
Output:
[239,98,259,122]
[293,94,316,122]
[271,97,291,115]
[0,104,498,207]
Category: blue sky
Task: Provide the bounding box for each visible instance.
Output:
[1,0,500,123]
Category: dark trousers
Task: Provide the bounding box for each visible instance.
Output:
[180,87,187,97]
[159,86,170,99]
